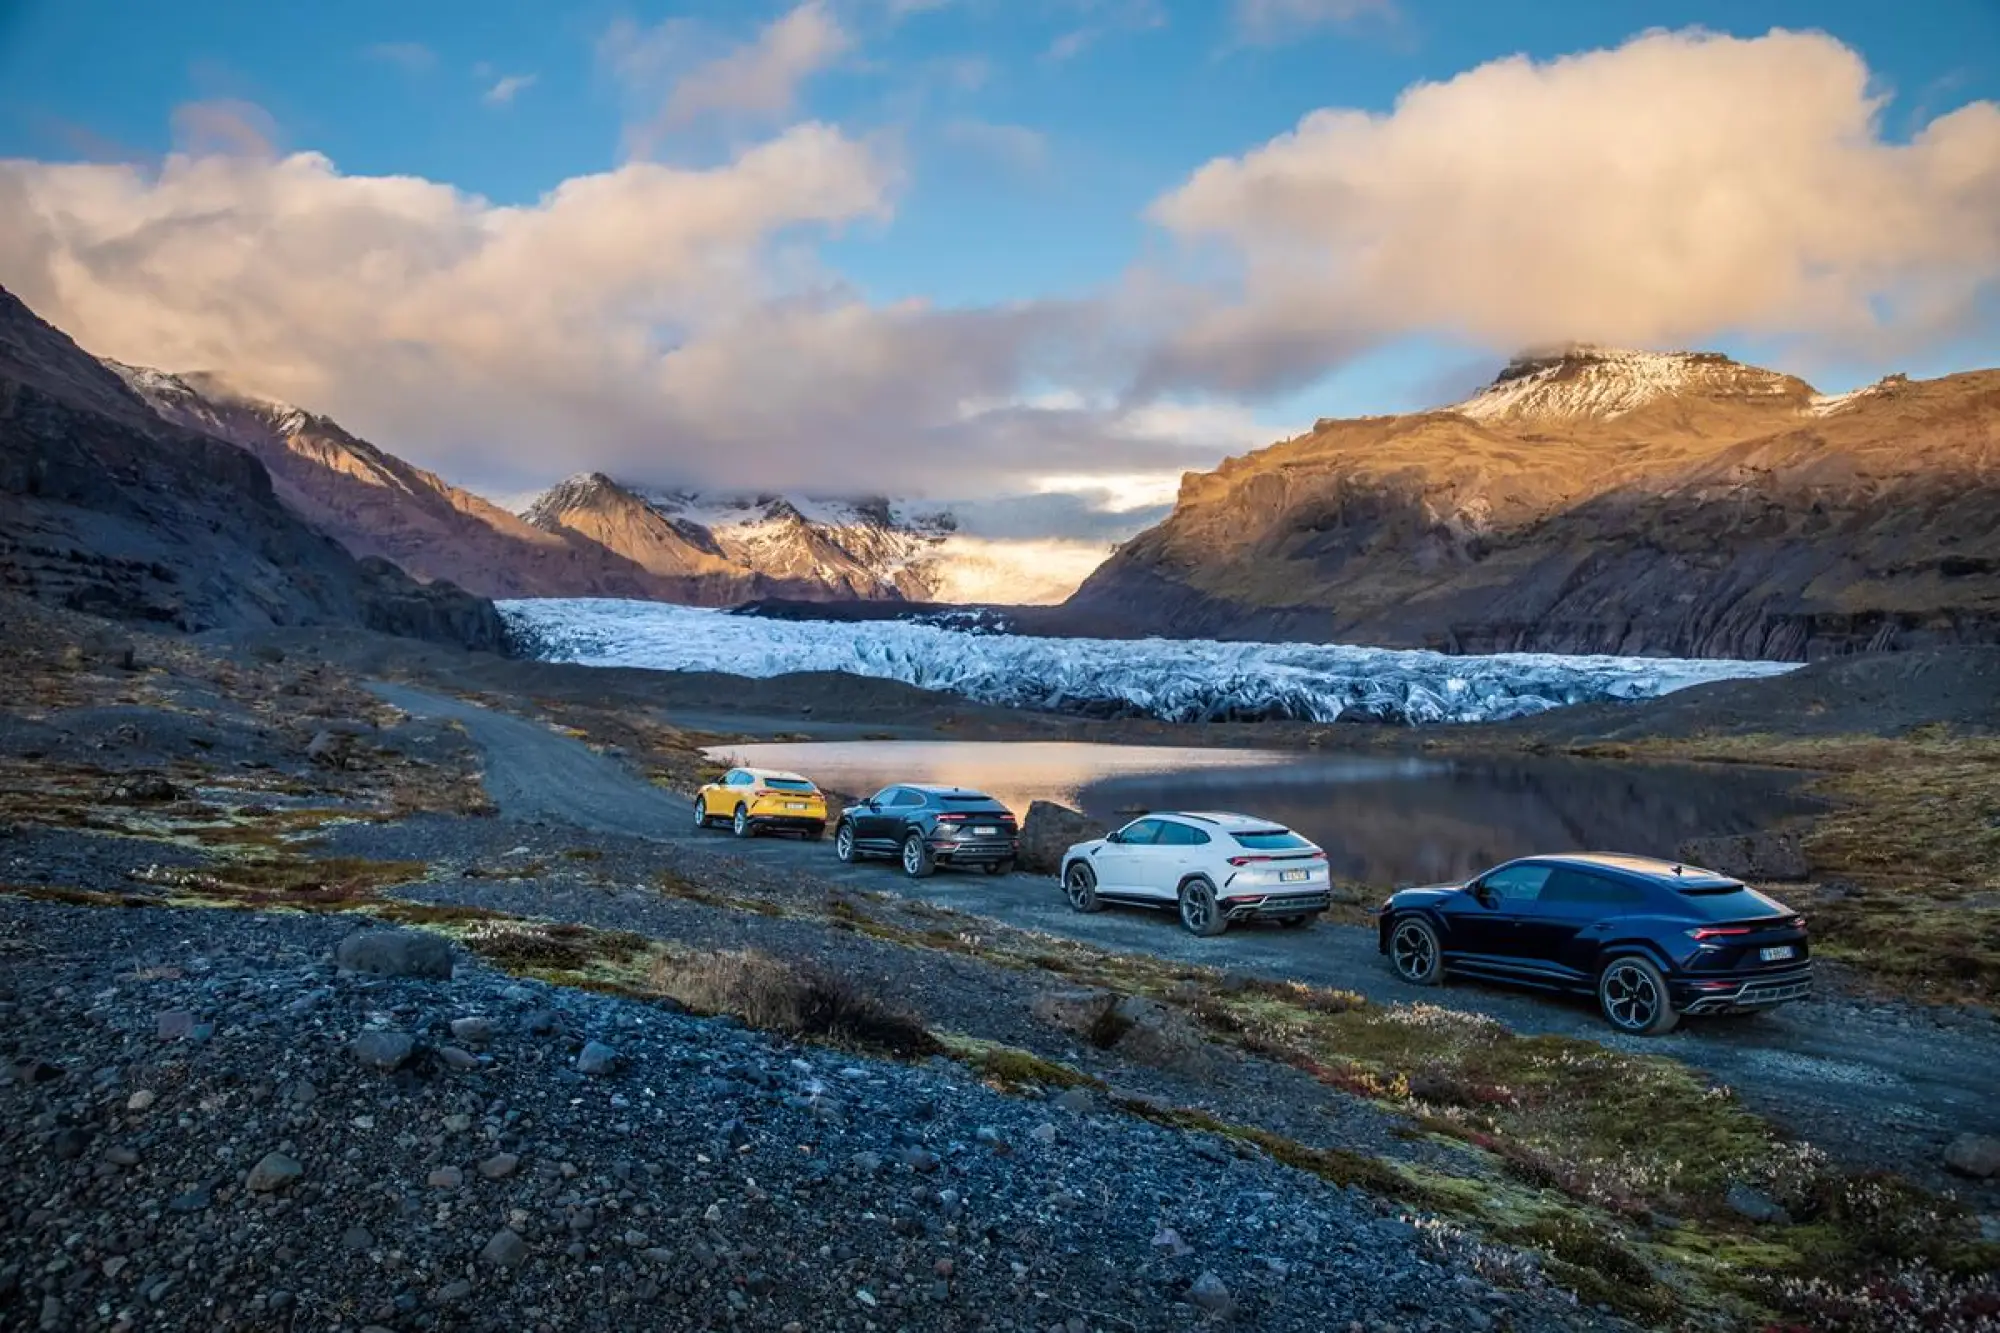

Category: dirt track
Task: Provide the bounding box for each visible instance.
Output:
[373,681,2000,1202]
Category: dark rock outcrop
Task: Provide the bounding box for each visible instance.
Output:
[1017,801,1107,876]
[0,286,503,650]
[1675,832,1810,883]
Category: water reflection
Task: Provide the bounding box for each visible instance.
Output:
[706,740,1818,887]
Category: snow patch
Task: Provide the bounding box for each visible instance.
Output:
[1452,347,1798,423]
[500,599,1799,726]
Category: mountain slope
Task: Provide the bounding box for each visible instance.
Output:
[1066,349,2000,659]
[0,287,503,647]
[108,368,701,603]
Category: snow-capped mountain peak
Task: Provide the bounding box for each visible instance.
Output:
[1451,345,1810,423]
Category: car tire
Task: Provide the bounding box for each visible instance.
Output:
[983,859,1015,876]
[732,804,757,839]
[1597,955,1680,1036]
[1178,876,1227,937]
[834,821,857,862]
[803,822,825,842]
[1063,862,1101,913]
[693,796,709,829]
[901,832,936,879]
[1387,916,1443,986]
[1279,913,1317,930]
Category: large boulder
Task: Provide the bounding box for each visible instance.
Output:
[1018,801,1108,876]
[1031,986,1218,1079]
[335,928,453,980]
[1944,1133,2000,1179]
[1676,832,1810,882]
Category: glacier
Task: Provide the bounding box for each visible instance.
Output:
[499,598,1799,726]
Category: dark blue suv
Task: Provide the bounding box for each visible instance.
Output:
[1377,853,1811,1035]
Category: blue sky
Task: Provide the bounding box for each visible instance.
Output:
[1,0,1997,505]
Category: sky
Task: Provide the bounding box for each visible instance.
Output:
[1,0,1997,541]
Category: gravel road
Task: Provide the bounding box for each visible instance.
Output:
[372,682,2000,1202]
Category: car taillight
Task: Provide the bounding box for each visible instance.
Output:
[1790,916,1806,930]
[1228,854,1271,866]
[935,812,967,822]
[1309,851,1327,860]
[1686,926,1752,941]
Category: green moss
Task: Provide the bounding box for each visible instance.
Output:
[943,1036,1096,1090]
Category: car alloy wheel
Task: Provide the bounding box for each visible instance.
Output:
[835,823,856,862]
[1598,957,1679,1035]
[1390,918,1442,984]
[1064,863,1100,913]
[901,832,935,878]
[692,796,707,829]
[1178,877,1225,937]
[732,805,751,838]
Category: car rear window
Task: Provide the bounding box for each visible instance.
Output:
[942,792,995,803]
[762,778,815,791]
[1677,885,1784,920]
[1232,828,1310,850]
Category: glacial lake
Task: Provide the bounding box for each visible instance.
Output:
[702,739,1821,887]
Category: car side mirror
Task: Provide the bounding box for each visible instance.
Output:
[1107,830,1124,845]
[1470,881,1495,906]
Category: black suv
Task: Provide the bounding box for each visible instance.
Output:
[1377,852,1811,1035]
[834,785,1019,878]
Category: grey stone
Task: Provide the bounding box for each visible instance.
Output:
[478,1152,520,1180]
[126,1089,156,1111]
[1053,1088,1094,1114]
[334,929,452,980]
[1017,801,1109,876]
[1187,1272,1235,1318]
[435,1279,474,1302]
[1724,1183,1790,1224]
[342,1226,374,1252]
[1944,1134,2000,1179]
[155,1010,195,1041]
[576,1040,619,1075]
[1152,1225,1194,1258]
[481,1228,528,1268]
[346,1031,415,1071]
[102,1145,140,1168]
[246,1151,303,1193]
[438,1046,481,1071]
[449,1016,494,1044]
[428,1166,464,1190]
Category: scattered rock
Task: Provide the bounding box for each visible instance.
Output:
[246,1151,303,1193]
[306,729,352,769]
[576,1040,619,1076]
[1152,1225,1194,1258]
[155,1009,196,1040]
[102,1145,140,1168]
[1676,832,1810,882]
[438,1046,481,1071]
[342,1226,374,1252]
[1724,1183,1790,1224]
[104,773,179,803]
[50,1128,91,1159]
[335,929,452,979]
[481,1228,529,1269]
[346,1031,416,1071]
[1943,1133,2000,1179]
[1017,801,1109,876]
[450,1016,495,1044]
[1108,996,1217,1079]
[478,1152,521,1180]
[428,1166,465,1190]
[1187,1271,1236,1318]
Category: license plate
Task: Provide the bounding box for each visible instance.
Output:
[1760,945,1795,962]
[1279,869,1310,883]
[973,826,997,836]
[785,802,807,810]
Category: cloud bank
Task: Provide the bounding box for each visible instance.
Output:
[1144,27,2000,393]
[1,26,1995,512]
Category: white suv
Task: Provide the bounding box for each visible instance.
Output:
[1059,811,1333,936]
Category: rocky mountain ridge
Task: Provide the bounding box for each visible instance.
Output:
[1066,348,2000,659]
[0,286,504,648]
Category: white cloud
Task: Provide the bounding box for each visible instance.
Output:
[482,73,538,107]
[605,2,851,153]
[169,99,278,159]
[939,119,1048,173]
[1142,28,2000,394]
[1233,0,1398,43]
[1044,0,1167,62]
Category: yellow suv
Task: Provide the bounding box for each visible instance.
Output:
[694,767,827,840]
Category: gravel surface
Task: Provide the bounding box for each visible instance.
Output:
[0,897,1619,1333]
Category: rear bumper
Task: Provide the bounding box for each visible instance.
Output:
[1675,964,1813,1014]
[1222,891,1331,922]
[929,836,1018,866]
[750,814,824,832]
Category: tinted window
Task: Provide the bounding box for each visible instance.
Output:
[941,792,994,803]
[764,778,814,792]
[868,787,899,805]
[1118,819,1166,846]
[1537,868,1643,906]
[1232,828,1311,850]
[725,770,748,786]
[1158,822,1211,847]
[1677,885,1785,921]
[893,789,927,807]
[1479,863,1552,902]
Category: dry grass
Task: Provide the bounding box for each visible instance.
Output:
[647,948,940,1057]
[1574,730,2000,1002]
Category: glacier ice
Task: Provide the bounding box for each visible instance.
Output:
[499,598,1799,726]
